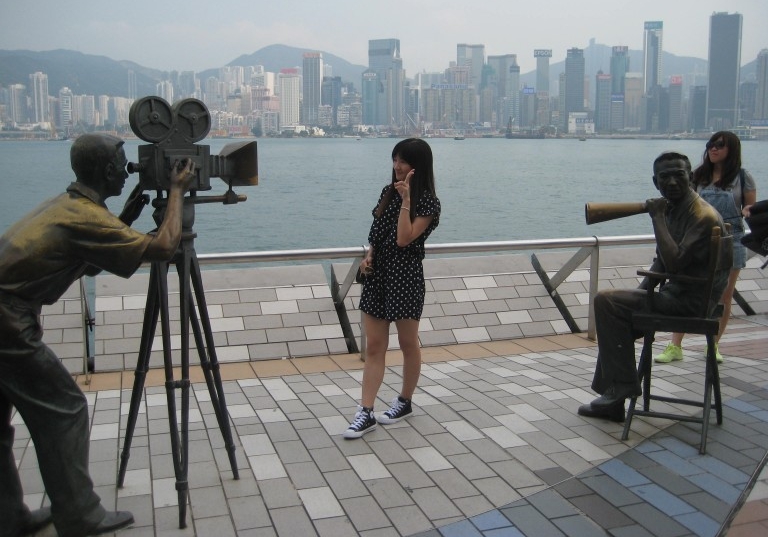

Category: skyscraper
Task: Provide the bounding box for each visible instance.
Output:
[689,85,708,131]
[58,87,73,130]
[363,39,404,128]
[624,73,644,130]
[302,52,323,126]
[128,70,137,101]
[756,49,768,120]
[564,48,585,133]
[706,12,742,129]
[457,44,485,93]
[534,50,551,94]
[668,75,683,132]
[278,68,301,128]
[594,71,612,133]
[487,54,517,128]
[610,46,630,96]
[507,63,520,128]
[8,84,27,124]
[29,71,49,124]
[643,21,663,95]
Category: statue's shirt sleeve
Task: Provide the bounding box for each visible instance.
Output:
[0,192,151,304]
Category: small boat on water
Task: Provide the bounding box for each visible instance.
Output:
[504,118,545,139]
[454,135,465,140]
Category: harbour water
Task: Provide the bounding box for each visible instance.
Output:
[2,137,767,255]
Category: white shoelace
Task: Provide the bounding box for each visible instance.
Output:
[349,409,372,430]
[386,398,406,416]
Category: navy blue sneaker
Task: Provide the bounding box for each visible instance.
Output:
[377,396,412,424]
[344,406,377,439]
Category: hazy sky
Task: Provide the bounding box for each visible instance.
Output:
[3,0,767,75]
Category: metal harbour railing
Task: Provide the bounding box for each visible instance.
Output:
[79,234,670,372]
[79,234,665,371]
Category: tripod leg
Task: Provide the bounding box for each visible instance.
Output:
[118,262,164,487]
[166,247,192,529]
[188,252,239,478]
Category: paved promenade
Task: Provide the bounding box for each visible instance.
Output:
[13,249,768,536]
[13,315,768,536]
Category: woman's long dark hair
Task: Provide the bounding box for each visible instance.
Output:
[692,131,742,190]
[374,138,436,220]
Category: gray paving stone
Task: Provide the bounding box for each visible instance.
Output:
[341,496,392,532]
[499,503,566,536]
[259,477,302,509]
[270,505,317,536]
[570,493,636,530]
[189,485,229,518]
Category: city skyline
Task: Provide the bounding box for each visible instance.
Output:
[2,1,766,77]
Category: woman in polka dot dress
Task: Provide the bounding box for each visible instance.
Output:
[344,138,441,439]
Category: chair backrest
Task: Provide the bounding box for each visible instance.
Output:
[701,226,733,318]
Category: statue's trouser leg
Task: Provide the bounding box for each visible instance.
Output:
[0,301,105,536]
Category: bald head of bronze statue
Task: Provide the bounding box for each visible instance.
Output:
[70,133,130,199]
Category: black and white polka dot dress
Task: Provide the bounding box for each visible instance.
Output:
[359,185,441,321]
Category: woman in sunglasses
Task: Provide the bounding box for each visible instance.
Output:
[655,131,757,365]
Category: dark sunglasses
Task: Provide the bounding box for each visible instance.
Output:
[706,139,726,150]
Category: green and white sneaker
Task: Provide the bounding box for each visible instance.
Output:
[714,343,723,364]
[655,343,683,363]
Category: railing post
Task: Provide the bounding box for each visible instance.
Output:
[587,238,600,341]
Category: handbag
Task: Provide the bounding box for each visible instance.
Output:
[355,266,364,283]
[356,256,373,283]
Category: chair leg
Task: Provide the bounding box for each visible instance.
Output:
[711,344,723,425]
[641,333,654,412]
[700,334,718,454]
[622,333,654,441]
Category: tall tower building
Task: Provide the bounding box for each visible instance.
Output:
[668,75,683,132]
[58,87,73,130]
[507,63,520,128]
[321,76,343,126]
[457,44,485,92]
[487,54,517,128]
[363,39,404,128]
[643,21,663,95]
[29,72,49,123]
[594,71,612,133]
[564,48,585,133]
[706,12,742,129]
[610,46,630,95]
[756,49,768,120]
[534,50,551,94]
[179,71,197,99]
[689,86,708,131]
[8,84,27,124]
[156,81,174,104]
[302,52,323,126]
[624,73,644,129]
[278,68,301,128]
[127,70,137,101]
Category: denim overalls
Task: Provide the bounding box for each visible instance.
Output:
[698,181,745,269]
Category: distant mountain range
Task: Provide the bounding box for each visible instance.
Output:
[0,43,758,99]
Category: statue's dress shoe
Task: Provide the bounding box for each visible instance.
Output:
[578,403,625,422]
[86,511,134,536]
[19,507,53,536]
[590,383,641,409]
[59,511,134,537]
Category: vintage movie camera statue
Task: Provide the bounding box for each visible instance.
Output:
[127,96,257,214]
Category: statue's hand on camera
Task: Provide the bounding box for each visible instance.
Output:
[171,158,197,192]
[119,183,150,225]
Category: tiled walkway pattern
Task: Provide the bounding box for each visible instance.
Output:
[43,249,768,376]
[14,316,768,536]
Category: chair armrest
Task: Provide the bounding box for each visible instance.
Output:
[637,270,705,285]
